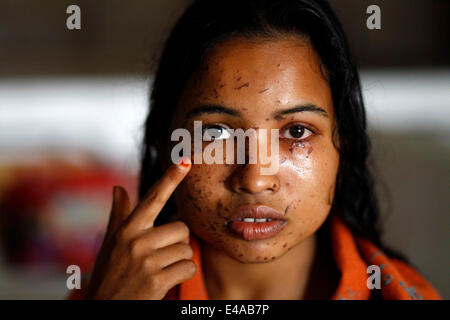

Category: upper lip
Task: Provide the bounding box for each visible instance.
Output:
[227,204,287,221]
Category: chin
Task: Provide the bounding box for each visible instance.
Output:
[220,236,289,263]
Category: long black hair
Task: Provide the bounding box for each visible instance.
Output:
[139,0,407,261]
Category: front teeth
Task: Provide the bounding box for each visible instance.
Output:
[239,218,273,222]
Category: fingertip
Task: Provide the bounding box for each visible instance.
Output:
[113,185,130,206]
[112,185,120,203]
[177,157,191,170]
[113,185,118,195]
[189,260,197,277]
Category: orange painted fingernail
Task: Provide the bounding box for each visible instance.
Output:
[178,157,191,168]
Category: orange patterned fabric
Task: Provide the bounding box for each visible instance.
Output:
[68,214,441,300]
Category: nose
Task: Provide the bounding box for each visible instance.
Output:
[228,126,280,194]
[230,163,280,194]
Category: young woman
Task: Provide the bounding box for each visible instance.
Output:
[72,0,441,300]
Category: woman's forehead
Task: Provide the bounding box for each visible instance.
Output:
[176,37,333,121]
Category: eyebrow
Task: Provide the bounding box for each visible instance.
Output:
[185,103,328,119]
[272,104,328,119]
[185,105,240,118]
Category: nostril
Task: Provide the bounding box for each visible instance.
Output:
[238,187,250,194]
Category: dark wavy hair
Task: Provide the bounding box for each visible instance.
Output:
[139,0,407,261]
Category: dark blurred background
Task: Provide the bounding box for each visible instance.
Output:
[0,0,449,299]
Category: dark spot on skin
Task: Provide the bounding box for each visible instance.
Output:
[186,193,195,201]
[236,82,250,90]
[277,64,281,67]
[283,243,287,248]
[271,256,276,260]
[193,203,202,212]
[265,118,270,121]
[147,192,157,203]
[286,182,290,186]
[275,100,281,104]
[239,254,244,258]
[242,108,248,111]
[284,205,290,214]
[236,77,242,81]
[219,83,225,88]
[259,88,269,93]
[280,157,286,163]
[264,257,268,260]
[273,183,277,189]
[306,147,313,158]
[210,225,216,232]
[274,114,285,121]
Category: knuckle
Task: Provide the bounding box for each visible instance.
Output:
[142,255,157,272]
[143,232,159,250]
[143,190,160,206]
[147,273,163,291]
[128,238,141,258]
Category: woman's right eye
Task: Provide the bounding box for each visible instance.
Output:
[202,124,232,141]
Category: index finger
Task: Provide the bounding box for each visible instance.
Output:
[126,157,191,231]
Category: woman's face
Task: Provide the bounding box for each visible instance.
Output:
[169,36,339,263]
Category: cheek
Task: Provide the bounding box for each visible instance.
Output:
[281,138,338,188]
[174,165,229,232]
[280,139,339,228]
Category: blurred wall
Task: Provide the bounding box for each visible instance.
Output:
[0,0,448,76]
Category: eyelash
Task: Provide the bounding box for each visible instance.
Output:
[202,123,233,141]
[280,123,315,141]
[202,123,316,141]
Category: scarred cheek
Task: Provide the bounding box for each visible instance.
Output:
[280,140,315,177]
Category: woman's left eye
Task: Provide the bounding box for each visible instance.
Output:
[280,124,313,140]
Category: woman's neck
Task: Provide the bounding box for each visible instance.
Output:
[201,234,319,300]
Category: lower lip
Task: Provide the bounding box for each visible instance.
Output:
[228,219,287,241]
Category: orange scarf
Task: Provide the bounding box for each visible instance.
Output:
[69,214,441,300]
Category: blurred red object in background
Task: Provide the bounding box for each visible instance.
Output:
[0,153,136,274]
